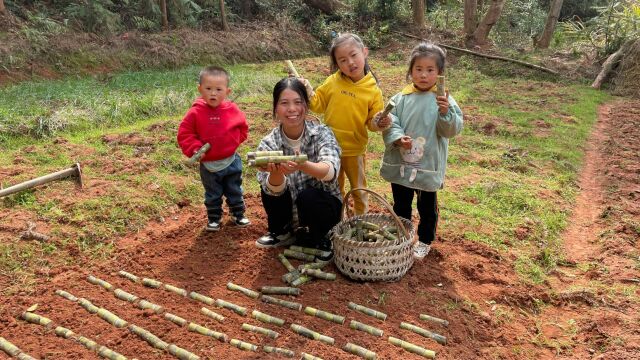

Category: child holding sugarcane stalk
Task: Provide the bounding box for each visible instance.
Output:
[294,33,392,215]
[177,66,250,232]
[254,77,342,262]
[380,43,463,259]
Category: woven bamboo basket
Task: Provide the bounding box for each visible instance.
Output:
[331,188,415,282]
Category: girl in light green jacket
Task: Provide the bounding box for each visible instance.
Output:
[380,43,463,259]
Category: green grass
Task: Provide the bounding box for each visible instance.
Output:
[0,53,611,293]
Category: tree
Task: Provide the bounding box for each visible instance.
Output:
[472,0,506,45]
[219,0,229,31]
[302,0,346,15]
[160,0,168,30]
[535,0,564,48]
[412,0,426,29]
[0,0,6,15]
[464,0,477,38]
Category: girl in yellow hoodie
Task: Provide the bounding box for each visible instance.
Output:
[301,33,390,214]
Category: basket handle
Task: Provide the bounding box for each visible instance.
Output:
[342,187,410,242]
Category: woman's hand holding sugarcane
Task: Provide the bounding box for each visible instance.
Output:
[262,159,330,182]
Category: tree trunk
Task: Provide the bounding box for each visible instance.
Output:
[463,0,477,37]
[219,0,230,31]
[302,0,346,15]
[592,39,635,89]
[535,0,564,48]
[412,0,425,29]
[0,0,6,15]
[472,0,506,45]
[159,0,168,30]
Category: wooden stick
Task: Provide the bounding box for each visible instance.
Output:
[19,222,50,242]
[0,163,83,198]
[394,30,559,75]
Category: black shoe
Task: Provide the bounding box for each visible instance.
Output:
[233,215,251,227]
[315,238,334,262]
[205,220,221,232]
[255,232,295,248]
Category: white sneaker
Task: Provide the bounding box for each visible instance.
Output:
[413,242,431,259]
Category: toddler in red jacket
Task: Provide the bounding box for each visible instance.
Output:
[177,66,250,231]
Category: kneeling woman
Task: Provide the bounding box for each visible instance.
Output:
[255,77,342,260]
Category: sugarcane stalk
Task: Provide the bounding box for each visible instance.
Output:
[230,339,257,352]
[113,289,138,303]
[187,143,211,165]
[55,289,78,301]
[167,344,200,360]
[128,324,169,350]
[343,343,377,360]
[78,298,100,313]
[251,310,285,326]
[356,220,363,242]
[290,275,312,287]
[260,286,301,296]
[281,271,300,284]
[436,76,446,97]
[304,306,345,324]
[201,307,225,322]
[54,326,75,339]
[283,249,315,262]
[278,253,297,272]
[0,337,21,356]
[298,261,330,271]
[261,295,302,311]
[78,336,99,351]
[226,282,260,299]
[118,270,140,283]
[214,299,247,316]
[420,313,449,327]
[363,233,384,242]
[87,275,114,291]
[388,337,436,359]
[247,151,283,159]
[189,291,214,305]
[300,353,323,360]
[290,324,334,345]
[300,268,336,280]
[289,245,331,258]
[349,320,383,337]
[241,323,279,339]
[17,353,38,360]
[142,278,162,288]
[285,60,300,77]
[97,346,128,360]
[97,308,128,328]
[376,100,396,129]
[137,299,164,314]
[263,346,295,358]
[165,284,188,297]
[348,302,387,321]
[21,312,53,327]
[164,313,188,326]
[400,322,447,345]
[248,154,308,166]
[187,323,229,342]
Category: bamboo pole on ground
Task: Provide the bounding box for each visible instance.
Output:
[343,342,377,360]
[142,278,162,288]
[263,345,295,357]
[0,337,22,357]
[251,310,285,326]
[283,249,315,262]
[165,313,188,326]
[226,282,260,299]
[137,299,163,313]
[300,352,323,360]
[260,286,301,296]
[278,253,297,272]
[165,284,189,297]
[347,302,387,321]
[189,292,214,305]
[129,324,170,350]
[261,295,303,311]
[21,312,53,328]
[400,322,447,345]
[349,320,383,337]
[230,339,257,352]
[214,299,247,316]
[167,344,200,360]
[187,323,229,342]
[113,289,138,303]
[304,306,345,324]
[388,336,436,359]
[420,313,449,327]
[0,163,83,198]
[201,307,225,322]
[290,324,334,345]
[290,275,312,287]
[118,270,139,283]
[87,275,114,291]
[55,289,78,301]
[300,268,336,280]
[97,308,128,328]
[241,323,279,339]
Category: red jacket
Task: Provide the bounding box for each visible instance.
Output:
[177,98,249,162]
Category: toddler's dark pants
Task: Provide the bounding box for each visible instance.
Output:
[199,154,245,222]
[391,183,439,245]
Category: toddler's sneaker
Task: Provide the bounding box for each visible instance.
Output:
[206,220,221,232]
[413,242,431,259]
[315,238,334,262]
[233,215,251,227]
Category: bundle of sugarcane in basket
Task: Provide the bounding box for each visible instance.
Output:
[331,188,416,282]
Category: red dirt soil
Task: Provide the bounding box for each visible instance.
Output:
[1,100,639,359]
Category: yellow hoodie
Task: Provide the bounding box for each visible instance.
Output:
[309,71,384,157]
